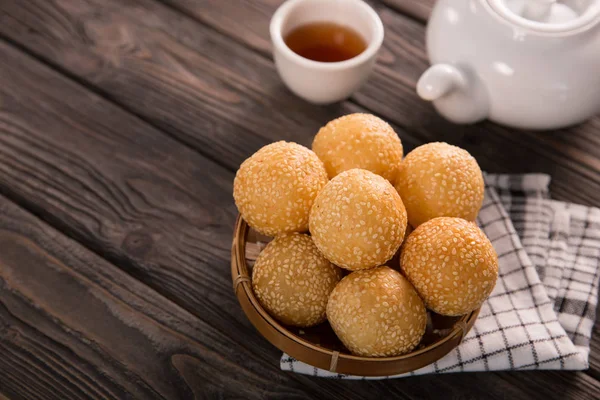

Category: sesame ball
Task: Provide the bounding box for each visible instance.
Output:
[252,233,342,327]
[234,141,328,236]
[309,169,407,271]
[395,142,484,227]
[400,217,498,316]
[327,266,427,357]
[312,114,403,184]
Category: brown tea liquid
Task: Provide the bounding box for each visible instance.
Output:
[284,22,367,63]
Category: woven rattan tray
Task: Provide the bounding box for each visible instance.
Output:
[231,215,479,376]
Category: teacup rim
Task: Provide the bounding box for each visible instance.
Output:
[269,0,385,70]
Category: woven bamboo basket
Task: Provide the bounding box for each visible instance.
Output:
[231,215,479,376]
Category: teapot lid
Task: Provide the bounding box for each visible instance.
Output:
[485,0,600,35]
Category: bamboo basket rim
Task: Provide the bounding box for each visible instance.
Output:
[232,214,479,373]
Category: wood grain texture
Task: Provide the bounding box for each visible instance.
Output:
[592,320,600,381]
[158,0,600,207]
[0,37,571,400]
[0,39,350,400]
[0,0,367,173]
[0,38,345,398]
[380,0,434,21]
[0,39,417,400]
[0,195,312,399]
[0,4,403,381]
[0,37,246,333]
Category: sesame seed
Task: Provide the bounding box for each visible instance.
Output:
[327,266,426,357]
[312,114,403,184]
[234,142,328,236]
[252,233,342,327]
[309,169,407,271]
[395,142,484,227]
[400,217,499,316]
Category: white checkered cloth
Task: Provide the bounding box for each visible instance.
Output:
[281,174,600,378]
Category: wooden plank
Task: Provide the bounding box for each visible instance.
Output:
[0,89,592,397]
[160,0,274,53]
[0,0,364,172]
[0,194,313,399]
[589,317,600,381]
[153,0,600,207]
[0,38,298,397]
[380,0,433,21]
[0,37,248,339]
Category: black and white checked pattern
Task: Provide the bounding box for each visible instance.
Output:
[282,174,598,378]
[488,174,600,362]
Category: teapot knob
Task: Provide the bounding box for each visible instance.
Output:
[522,0,556,21]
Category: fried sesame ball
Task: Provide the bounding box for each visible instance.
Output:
[400,217,498,316]
[252,233,342,327]
[327,266,427,357]
[312,114,403,184]
[234,141,328,236]
[309,169,407,271]
[395,142,484,227]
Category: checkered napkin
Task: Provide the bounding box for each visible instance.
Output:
[281,174,600,378]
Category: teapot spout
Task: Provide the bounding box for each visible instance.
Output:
[417,64,466,101]
[417,64,489,125]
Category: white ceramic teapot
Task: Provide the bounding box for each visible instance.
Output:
[417,0,600,130]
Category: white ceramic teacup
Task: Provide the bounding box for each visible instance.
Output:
[270,0,384,104]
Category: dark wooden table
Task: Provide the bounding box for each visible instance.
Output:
[0,0,599,398]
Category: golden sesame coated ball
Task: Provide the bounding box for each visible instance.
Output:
[327,266,427,357]
[395,142,484,227]
[309,169,407,271]
[252,233,342,327]
[400,217,498,316]
[312,114,403,184]
[234,141,328,236]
